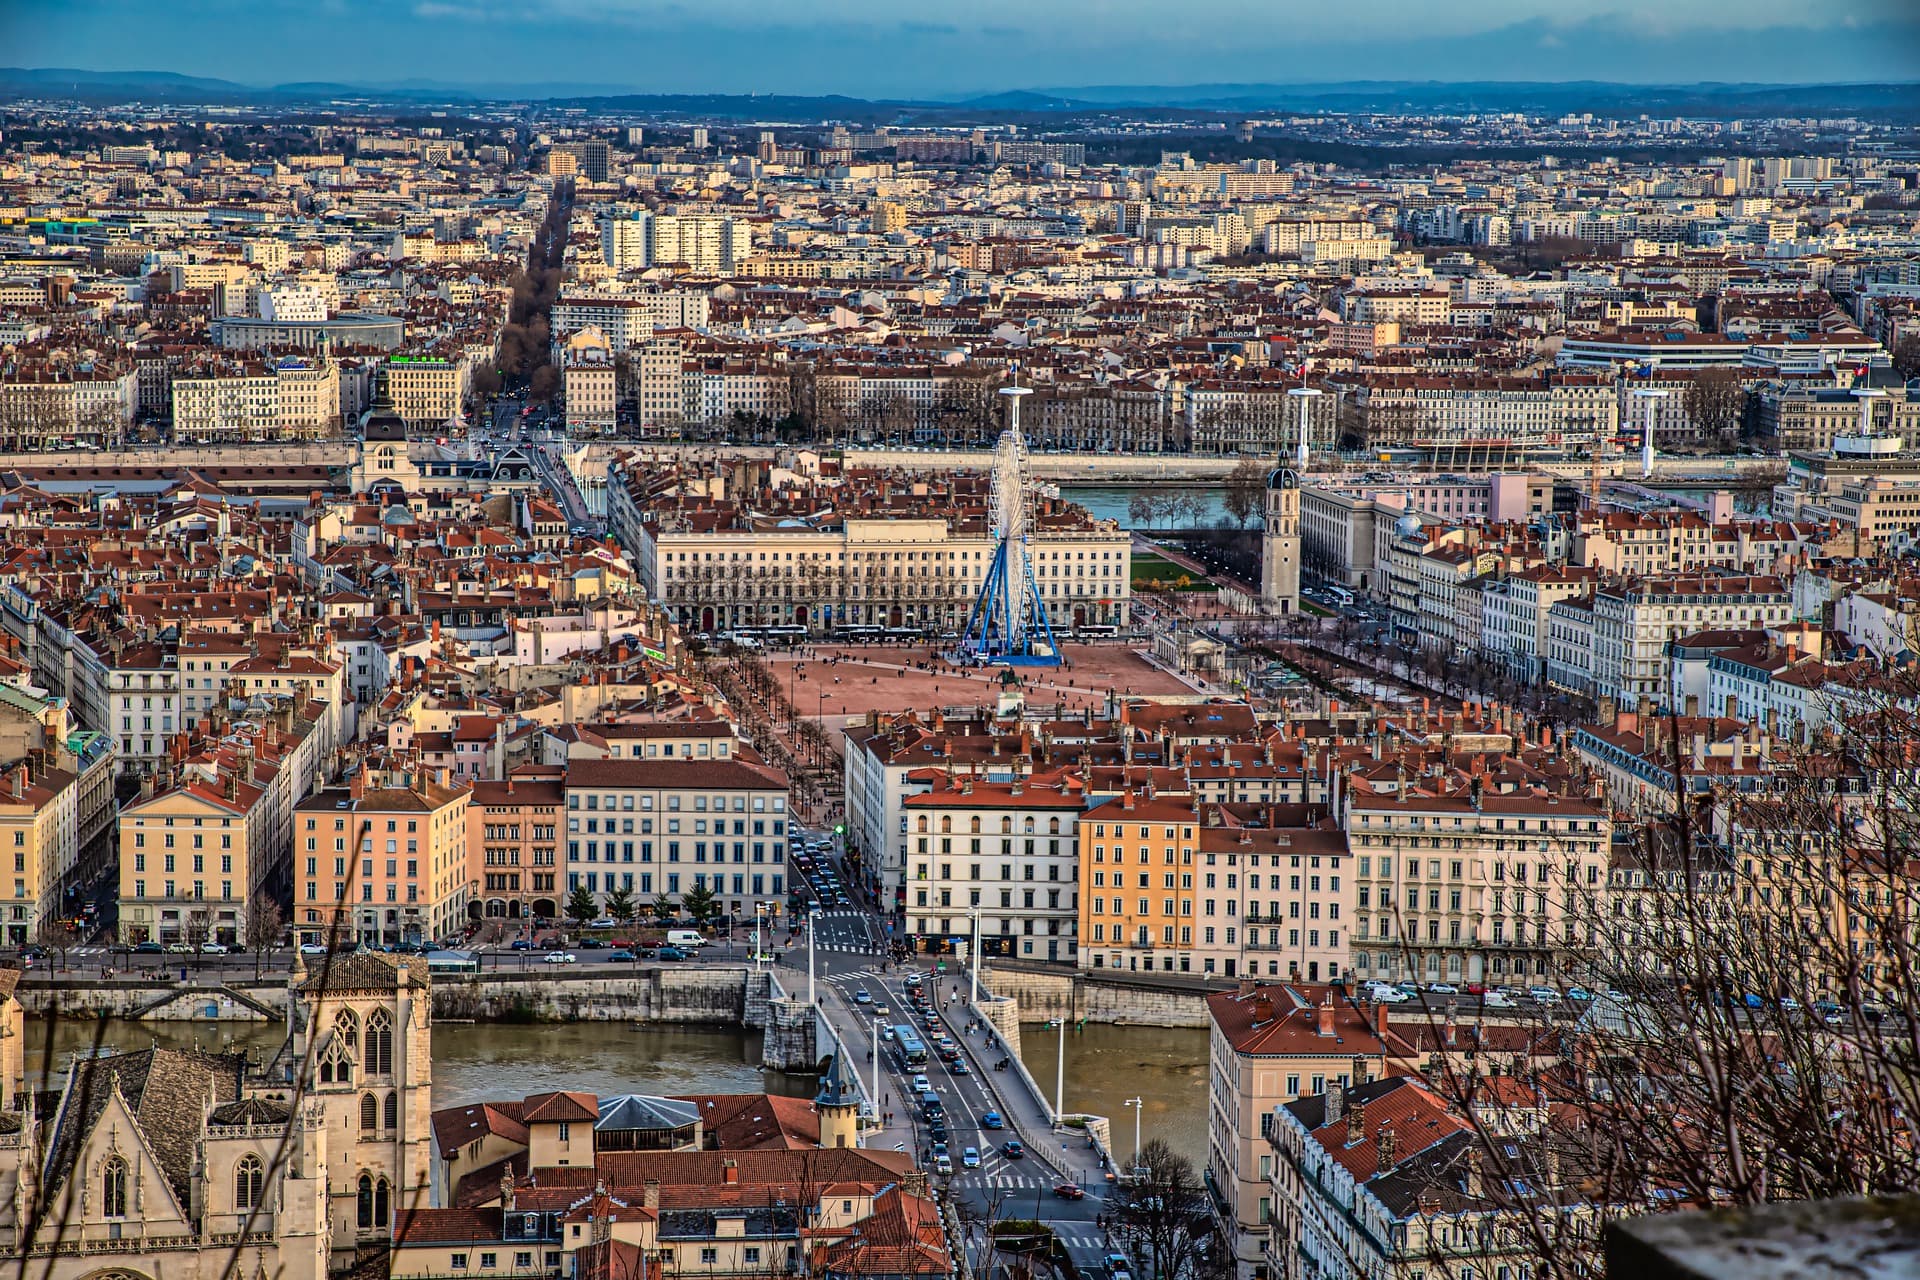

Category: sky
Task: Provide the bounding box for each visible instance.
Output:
[5,0,1919,98]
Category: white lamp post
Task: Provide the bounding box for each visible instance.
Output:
[1124,1096,1144,1167]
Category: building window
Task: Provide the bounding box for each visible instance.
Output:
[235,1154,264,1210]
[365,1007,393,1076]
[102,1156,129,1218]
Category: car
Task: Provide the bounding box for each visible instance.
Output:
[1464,982,1487,995]
[578,938,606,949]
[1566,987,1593,1002]
[1427,983,1458,994]
[1365,984,1411,1004]
[931,1142,948,1160]
[881,1026,896,1041]
[980,1111,1004,1129]
[1106,1253,1133,1280]
[1002,1139,1025,1159]
[1604,989,1631,1002]
[201,942,228,955]
[165,942,194,955]
[1528,987,1561,1005]
[588,917,617,929]
[928,1121,948,1142]
[853,988,872,1004]
[911,1074,932,1093]
[610,950,637,962]
[510,939,533,951]
[934,1154,953,1175]
[1778,995,1801,1011]
[545,952,577,965]
[134,940,165,954]
[962,1145,981,1168]
[656,946,688,962]
[1053,1182,1086,1200]
[903,974,923,989]
[1482,991,1517,1009]
[951,1060,970,1076]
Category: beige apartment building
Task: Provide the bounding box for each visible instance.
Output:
[465,771,563,923]
[903,772,1082,964]
[1206,983,1410,1280]
[1345,788,1611,987]
[0,740,116,947]
[118,768,267,946]
[562,757,793,922]
[170,356,340,441]
[383,354,469,427]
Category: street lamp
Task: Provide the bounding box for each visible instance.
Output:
[754,902,767,971]
[1124,1096,1144,1167]
[871,1015,884,1125]
[808,907,819,1007]
[968,906,981,1009]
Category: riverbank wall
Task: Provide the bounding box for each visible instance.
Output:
[15,965,824,1069]
[980,960,1228,1028]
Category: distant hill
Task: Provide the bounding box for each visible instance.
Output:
[1,67,1915,122]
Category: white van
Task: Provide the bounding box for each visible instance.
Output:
[1482,991,1517,1009]
[666,930,708,949]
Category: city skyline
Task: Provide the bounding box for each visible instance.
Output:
[5,1,1919,98]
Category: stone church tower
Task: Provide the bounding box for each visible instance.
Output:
[1260,466,1302,615]
[288,950,434,1266]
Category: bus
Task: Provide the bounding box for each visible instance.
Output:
[894,1025,928,1066]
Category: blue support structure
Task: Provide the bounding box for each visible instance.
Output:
[956,531,1060,667]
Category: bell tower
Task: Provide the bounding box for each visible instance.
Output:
[1261,468,1301,615]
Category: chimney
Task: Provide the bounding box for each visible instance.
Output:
[722,1159,739,1185]
[1316,996,1335,1038]
[1238,977,1256,998]
[1250,994,1274,1023]
[1324,1082,1343,1125]
[500,1172,516,1212]
[1346,1101,1365,1148]
[1377,1125,1397,1174]
[1375,1001,1390,1038]
[1465,1147,1484,1200]
[643,1179,660,1211]
[1351,1055,1370,1086]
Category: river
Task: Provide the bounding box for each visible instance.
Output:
[1058,484,1233,530]
[1016,1021,1211,1172]
[24,1017,817,1109]
[24,1013,1210,1173]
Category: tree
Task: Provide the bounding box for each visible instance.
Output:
[680,880,718,927]
[1681,368,1748,448]
[1109,1139,1220,1280]
[1892,334,1920,382]
[651,893,677,924]
[1223,458,1267,529]
[244,892,284,979]
[605,884,635,924]
[184,908,213,969]
[1128,492,1155,529]
[564,885,598,928]
[33,913,76,973]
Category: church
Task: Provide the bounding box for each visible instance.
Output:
[0,951,432,1280]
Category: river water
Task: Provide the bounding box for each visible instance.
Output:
[24,1017,816,1108]
[25,1014,1211,1172]
[1059,485,1231,529]
[1016,1021,1211,1171]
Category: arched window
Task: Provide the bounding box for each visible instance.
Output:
[234,1154,264,1210]
[364,1008,393,1077]
[360,1092,378,1130]
[101,1156,129,1219]
[374,1177,391,1227]
[357,1174,374,1229]
[333,1008,358,1051]
[384,1092,398,1131]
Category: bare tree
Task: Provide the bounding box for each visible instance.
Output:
[245,890,284,978]
[1109,1139,1222,1280]
[1681,368,1748,449]
[1223,458,1267,529]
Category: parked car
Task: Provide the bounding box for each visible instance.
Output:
[657,946,688,962]
[165,942,194,955]
[510,939,533,951]
[1528,986,1562,1005]
[578,938,606,949]
[201,942,228,955]
[134,941,165,955]
[1426,983,1458,994]
[545,952,577,965]
[610,950,637,963]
